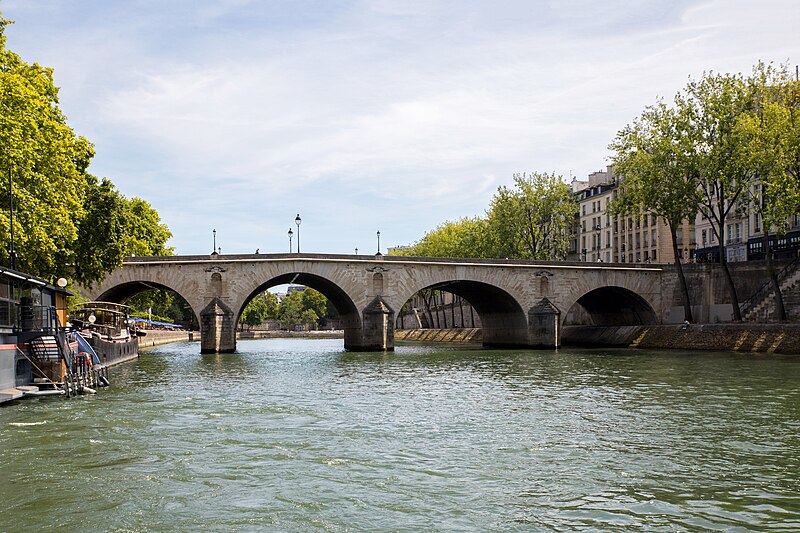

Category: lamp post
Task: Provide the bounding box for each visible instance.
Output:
[295,214,301,253]
[8,168,16,269]
[376,231,381,255]
[288,228,294,253]
[212,228,217,255]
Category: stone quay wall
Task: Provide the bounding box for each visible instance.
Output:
[138,330,195,349]
[404,325,800,355]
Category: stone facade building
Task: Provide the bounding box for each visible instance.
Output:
[568,167,696,264]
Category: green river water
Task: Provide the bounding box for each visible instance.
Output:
[1,338,799,532]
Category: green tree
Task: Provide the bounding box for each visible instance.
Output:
[124,197,174,257]
[301,288,327,321]
[0,17,93,279]
[71,176,129,286]
[277,288,328,330]
[610,102,699,321]
[397,217,492,259]
[736,62,800,320]
[393,173,575,261]
[0,17,173,284]
[124,289,196,328]
[278,290,305,330]
[240,295,269,330]
[487,172,576,260]
[263,291,280,320]
[674,71,753,321]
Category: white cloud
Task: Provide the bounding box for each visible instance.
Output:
[2,0,799,254]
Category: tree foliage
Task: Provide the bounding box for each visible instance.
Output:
[0,16,92,278]
[0,16,173,285]
[400,217,491,259]
[610,101,699,320]
[611,63,800,321]
[125,288,196,328]
[278,288,327,330]
[488,172,575,260]
[393,172,575,260]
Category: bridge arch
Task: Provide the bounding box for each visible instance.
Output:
[236,272,362,349]
[94,280,202,328]
[562,285,658,326]
[393,279,529,347]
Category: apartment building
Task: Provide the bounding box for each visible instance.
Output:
[694,184,800,262]
[569,167,696,264]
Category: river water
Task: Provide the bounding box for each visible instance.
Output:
[1,339,799,532]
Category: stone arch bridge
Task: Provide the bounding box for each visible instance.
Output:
[84,253,677,353]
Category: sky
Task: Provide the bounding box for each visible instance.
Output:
[2,0,799,256]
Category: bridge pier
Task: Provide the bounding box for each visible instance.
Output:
[359,296,394,351]
[528,298,561,348]
[200,298,236,353]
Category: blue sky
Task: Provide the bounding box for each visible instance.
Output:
[2,0,799,256]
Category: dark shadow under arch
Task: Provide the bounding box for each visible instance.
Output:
[95,280,200,329]
[564,286,658,326]
[398,280,529,347]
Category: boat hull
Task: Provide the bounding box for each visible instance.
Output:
[84,336,139,368]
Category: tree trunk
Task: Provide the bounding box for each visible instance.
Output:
[759,176,786,321]
[763,231,787,321]
[670,223,693,323]
[717,238,742,321]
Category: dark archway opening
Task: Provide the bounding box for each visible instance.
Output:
[395,280,528,347]
[238,273,360,349]
[95,281,199,331]
[562,286,658,346]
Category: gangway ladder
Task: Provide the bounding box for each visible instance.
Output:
[28,335,68,391]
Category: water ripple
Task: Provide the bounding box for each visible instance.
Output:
[1,339,798,531]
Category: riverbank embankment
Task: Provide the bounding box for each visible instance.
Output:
[398,325,800,355]
[395,328,482,344]
[238,330,344,340]
[138,330,195,349]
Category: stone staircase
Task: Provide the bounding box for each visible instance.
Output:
[742,260,800,322]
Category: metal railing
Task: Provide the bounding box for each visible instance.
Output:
[740,256,800,318]
[18,304,61,335]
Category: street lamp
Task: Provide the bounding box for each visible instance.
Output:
[295,214,301,253]
[8,168,16,269]
[376,231,381,255]
[288,228,294,253]
[212,228,217,255]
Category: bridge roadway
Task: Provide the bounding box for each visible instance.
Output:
[86,253,673,353]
